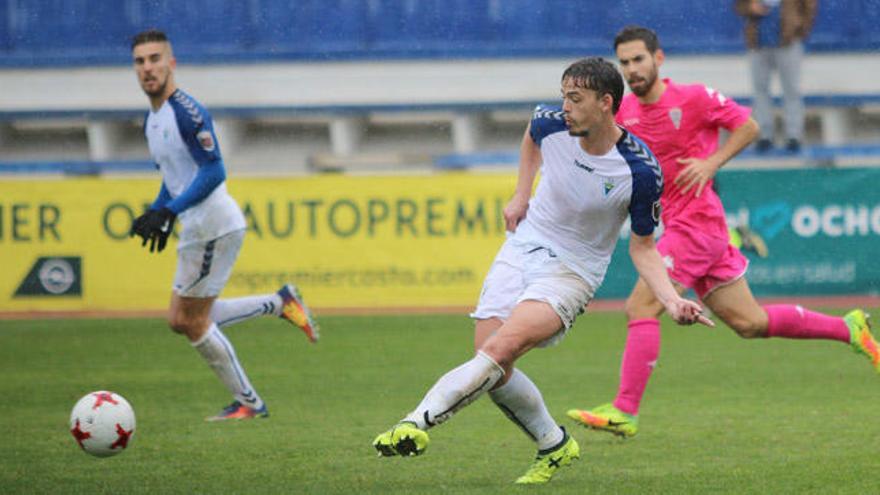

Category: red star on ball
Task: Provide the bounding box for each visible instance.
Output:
[91,392,118,410]
[70,419,91,449]
[110,423,133,450]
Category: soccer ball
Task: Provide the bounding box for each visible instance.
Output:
[69,391,136,457]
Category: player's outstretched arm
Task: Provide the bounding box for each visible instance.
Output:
[628,233,714,327]
[503,123,541,232]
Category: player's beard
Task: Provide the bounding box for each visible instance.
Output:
[566,117,590,137]
[141,76,168,98]
[627,64,659,97]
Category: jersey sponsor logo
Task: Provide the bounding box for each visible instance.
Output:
[573,159,594,173]
[668,107,682,129]
[622,117,639,127]
[197,130,216,152]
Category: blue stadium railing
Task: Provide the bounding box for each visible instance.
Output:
[4,143,880,176]
[1,0,877,67]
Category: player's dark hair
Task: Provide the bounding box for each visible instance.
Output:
[131,29,169,50]
[561,57,624,114]
[614,25,660,53]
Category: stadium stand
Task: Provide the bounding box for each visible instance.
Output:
[1,0,879,173]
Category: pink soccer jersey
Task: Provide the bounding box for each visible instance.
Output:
[616,78,751,239]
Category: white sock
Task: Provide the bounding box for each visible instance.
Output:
[489,368,563,450]
[403,351,504,429]
[210,294,282,328]
[192,323,264,410]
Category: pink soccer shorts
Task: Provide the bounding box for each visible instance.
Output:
[656,225,748,299]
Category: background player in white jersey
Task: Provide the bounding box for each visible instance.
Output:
[129,30,319,421]
[372,58,712,484]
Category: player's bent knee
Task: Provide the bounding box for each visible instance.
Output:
[479,340,517,372]
[624,298,660,321]
[166,317,186,334]
[728,318,766,339]
[167,315,205,338]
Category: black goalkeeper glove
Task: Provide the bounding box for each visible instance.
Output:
[130,211,152,242]
[130,207,176,253]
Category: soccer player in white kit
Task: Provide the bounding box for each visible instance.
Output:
[129,30,319,421]
[372,58,712,484]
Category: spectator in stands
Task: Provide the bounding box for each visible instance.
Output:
[128,29,319,421]
[735,0,817,153]
[566,25,879,440]
[372,57,711,484]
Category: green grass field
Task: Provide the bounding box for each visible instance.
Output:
[1,310,877,494]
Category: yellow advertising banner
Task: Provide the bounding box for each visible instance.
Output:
[1,174,517,313]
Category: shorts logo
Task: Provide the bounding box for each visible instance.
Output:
[197,130,215,152]
[14,256,82,297]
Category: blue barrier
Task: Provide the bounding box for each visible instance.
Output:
[433,144,880,170]
[2,143,880,176]
[0,160,155,175]
[3,94,878,123]
[1,0,877,67]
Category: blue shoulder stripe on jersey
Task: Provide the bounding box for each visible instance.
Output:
[170,89,206,128]
[167,89,222,165]
[616,129,663,236]
[164,89,226,214]
[529,104,568,146]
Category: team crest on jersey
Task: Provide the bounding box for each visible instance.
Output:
[668,108,682,129]
[197,130,215,151]
[603,179,615,196]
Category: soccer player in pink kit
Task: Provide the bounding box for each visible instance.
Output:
[566,25,879,438]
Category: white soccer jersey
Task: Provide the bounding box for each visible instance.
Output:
[511,105,663,291]
[144,90,245,246]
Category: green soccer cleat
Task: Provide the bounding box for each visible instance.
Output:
[845,309,879,373]
[730,225,769,258]
[566,403,638,438]
[514,428,580,484]
[373,422,429,457]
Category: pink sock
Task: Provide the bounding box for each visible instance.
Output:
[764,304,849,343]
[612,318,660,416]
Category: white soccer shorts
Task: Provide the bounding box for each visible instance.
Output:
[172,229,245,298]
[471,238,594,347]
